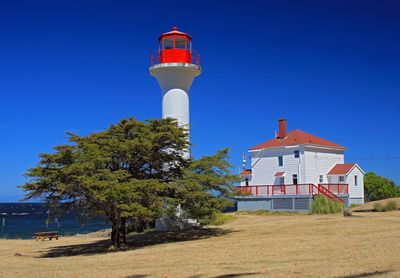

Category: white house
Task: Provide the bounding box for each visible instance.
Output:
[237,119,364,211]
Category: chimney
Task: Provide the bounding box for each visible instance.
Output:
[277,118,287,139]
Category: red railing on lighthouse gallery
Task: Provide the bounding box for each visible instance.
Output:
[150,49,200,66]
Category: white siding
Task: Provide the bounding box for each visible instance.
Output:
[249,146,344,186]
[347,166,364,200]
[249,147,304,185]
[303,147,344,184]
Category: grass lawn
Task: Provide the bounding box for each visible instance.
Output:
[1,211,399,277]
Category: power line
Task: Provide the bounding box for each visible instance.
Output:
[347,157,400,160]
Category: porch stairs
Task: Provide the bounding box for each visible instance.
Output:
[311,184,345,204]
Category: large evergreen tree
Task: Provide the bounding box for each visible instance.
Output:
[21,118,237,248]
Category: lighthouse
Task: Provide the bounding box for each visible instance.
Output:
[149,27,201,152]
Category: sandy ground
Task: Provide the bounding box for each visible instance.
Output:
[1,211,399,278]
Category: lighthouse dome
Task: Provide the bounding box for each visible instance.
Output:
[159,26,192,40]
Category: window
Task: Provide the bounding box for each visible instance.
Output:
[278,156,283,166]
[354,175,358,186]
[339,176,345,182]
[319,175,323,183]
[292,174,298,185]
[279,177,285,192]
[175,38,186,49]
[164,38,174,49]
[245,178,249,186]
[294,150,299,158]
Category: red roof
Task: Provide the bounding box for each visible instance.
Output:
[159,27,192,40]
[249,129,346,150]
[240,170,252,176]
[327,163,356,175]
[274,172,285,177]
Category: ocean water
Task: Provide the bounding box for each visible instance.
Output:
[0,203,110,239]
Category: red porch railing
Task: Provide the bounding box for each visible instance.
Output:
[237,184,314,196]
[236,183,347,204]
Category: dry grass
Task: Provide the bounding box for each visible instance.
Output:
[353,197,400,212]
[1,211,400,278]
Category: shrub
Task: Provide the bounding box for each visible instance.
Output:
[200,212,236,226]
[384,201,397,211]
[373,203,385,212]
[311,195,343,214]
[364,172,400,201]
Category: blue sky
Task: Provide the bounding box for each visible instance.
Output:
[1,0,399,201]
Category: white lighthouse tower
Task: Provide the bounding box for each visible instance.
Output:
[149,27,201,149]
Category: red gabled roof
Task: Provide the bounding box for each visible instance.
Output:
[240,170,252,176]
[249,129,346,151]
[327,163,356,175]
[274,172,285,177]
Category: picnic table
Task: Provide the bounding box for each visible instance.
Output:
[34,231,60,241]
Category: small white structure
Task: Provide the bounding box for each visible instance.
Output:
[238,119,364,208]
[327,163,365,204]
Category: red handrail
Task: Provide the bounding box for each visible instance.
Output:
[318,184,348,194]
[316,184,345,204]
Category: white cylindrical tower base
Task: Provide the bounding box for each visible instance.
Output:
[150,62,201,133]
[162,88,190,128]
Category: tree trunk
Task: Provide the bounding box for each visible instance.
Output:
[121,217,127,243]
[115,217,121,249]
[110,214,123,249]
[111,223,117,243]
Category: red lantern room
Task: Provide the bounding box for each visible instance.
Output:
[150,27,200,66]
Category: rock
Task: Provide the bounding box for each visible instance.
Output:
[14,253,22,257]
[343,208,353,217]
[155,216,202,232]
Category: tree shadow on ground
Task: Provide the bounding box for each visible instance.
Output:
[337,270,393,278]
[212,273,261,278]
[187,272,261,278]
[39,227,235,258]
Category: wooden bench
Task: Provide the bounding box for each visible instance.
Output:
[34,231,60,241]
